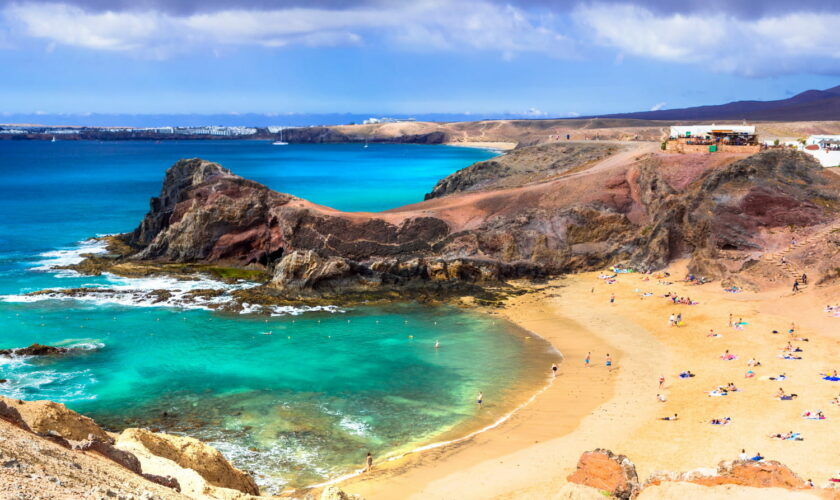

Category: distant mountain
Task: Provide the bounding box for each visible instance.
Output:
[593,86,840,121]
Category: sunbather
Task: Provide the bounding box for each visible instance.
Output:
[660,413,679,421]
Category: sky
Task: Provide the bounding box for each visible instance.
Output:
[1,0,839,124]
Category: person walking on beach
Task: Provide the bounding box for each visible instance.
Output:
[668,314,675,327]
[728,313,733,327]
[659,375,665,389]
[792,280,799,293]
[551,363,558,377]
[610,293,615,304]
[476,391,483,409]
[585,352,591,367]
[605,353,612,371]
[365,452,373,472]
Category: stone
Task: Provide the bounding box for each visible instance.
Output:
[117,428,258,495]
[0,396,112,443]
[76,439,143,475]
[319,486,365,500]
[0,343,69,357]
[567,449,640,500]
[141,473,181,492]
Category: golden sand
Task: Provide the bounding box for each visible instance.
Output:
[338,261,840,499]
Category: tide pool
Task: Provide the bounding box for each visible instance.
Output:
[0,141,557,491]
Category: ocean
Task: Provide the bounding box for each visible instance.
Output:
[0,140,559,492]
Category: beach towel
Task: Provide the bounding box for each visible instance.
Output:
[822,376,840,382]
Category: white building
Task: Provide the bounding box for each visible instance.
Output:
[802,135,840,167]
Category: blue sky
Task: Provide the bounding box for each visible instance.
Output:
[0,0,838,122]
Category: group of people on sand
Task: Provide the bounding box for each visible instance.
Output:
[582,351,613,370]
[667,313,684,327]
[825,304,840,317]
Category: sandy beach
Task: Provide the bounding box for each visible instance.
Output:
[444,141,518,151]
[340,261,840,499]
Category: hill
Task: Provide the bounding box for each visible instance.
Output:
[593,85,840,121]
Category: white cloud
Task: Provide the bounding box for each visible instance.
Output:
[4,1,575,58]
[650,101,666,111]
[522,107,548,116]
[574,3,840,76]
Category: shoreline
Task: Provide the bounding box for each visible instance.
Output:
[334,279,626,499]
[444,141,518,151]
[336,266,840,499]
[297,310,564,494]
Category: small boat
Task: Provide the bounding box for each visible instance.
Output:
[51,136,56,142]
[273,128,288,146]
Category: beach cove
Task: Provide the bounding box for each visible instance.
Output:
[342,261,840,499]
[0,141,567,493]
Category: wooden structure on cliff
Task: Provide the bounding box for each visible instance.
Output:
[666,124,760,154]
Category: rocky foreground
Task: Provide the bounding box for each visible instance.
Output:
[0,396,361,500]
[2,396,835,499]
[563,448,839,499]
[44,143,840,311]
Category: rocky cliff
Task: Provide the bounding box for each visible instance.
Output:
[425,142,622,199]
[69,147,840,303]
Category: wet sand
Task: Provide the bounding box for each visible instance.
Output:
[339,262,840,499]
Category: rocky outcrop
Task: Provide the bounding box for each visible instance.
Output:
[0,396,112,443]
[0,398,32,432]
[0,343,70,357]
[117,428,259,495]
[646,459,808,490]
[564,450,837,499]
[143,472,182,492]
[566,448,640,499]
[426,142,621,198]
[67,148,840,300]
[75,438,143,475]
[318,486,365,500]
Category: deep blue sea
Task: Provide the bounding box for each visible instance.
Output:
[0,140,557,491]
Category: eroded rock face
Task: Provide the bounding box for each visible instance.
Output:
[566,448,640,499]
[0,396,112,443]
[102,149,840,295]
[75,438,143,475]
[118,428,259,495]
[426,142,621,199]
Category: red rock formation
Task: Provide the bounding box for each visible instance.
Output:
[566,448,640,499]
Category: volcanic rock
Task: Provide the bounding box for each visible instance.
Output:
[0,344,69,357]
[117,428,259,495]
[566,448,640,499]
[0,396,112,443]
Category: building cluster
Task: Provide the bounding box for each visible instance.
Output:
[801,135,840,167]
[666,125,838,167]
[666,125,760,153]
[361,117,417,125]
[0,125,258,136]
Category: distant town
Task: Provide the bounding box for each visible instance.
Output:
[0,117,416,141]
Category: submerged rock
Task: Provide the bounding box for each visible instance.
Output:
[0,343,69,357]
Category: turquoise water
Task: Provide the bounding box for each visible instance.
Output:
[0,141,557,491]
